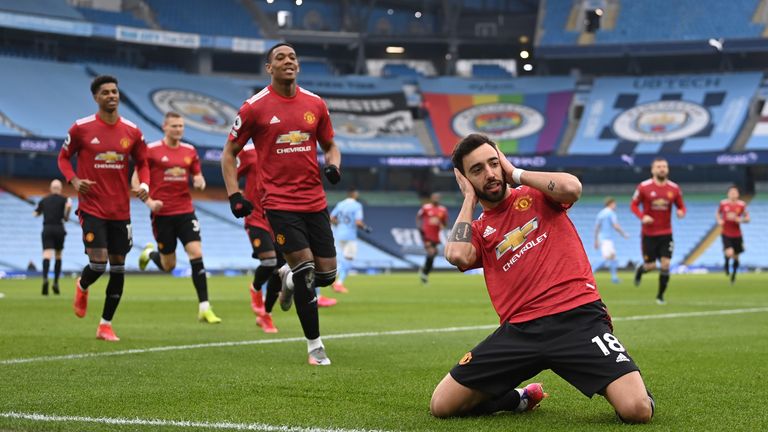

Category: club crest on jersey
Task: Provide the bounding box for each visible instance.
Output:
[459,352,472,366]
[276,234,286,245]
[184,157,192,165]
[252,238,261,248]
[84,232,95,242]
[667,191,674,199]
[120,138,131,149]
[276,130,310,145]
[304,111,316,125]
[513,195,533,212]
[495,217,539,259]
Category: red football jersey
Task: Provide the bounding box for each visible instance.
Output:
[146,140,200,216]
[58,114,148,220]
[631,179,686,236]
[462,187,600,324]
[237,144,271,232]
[417,203,449,243]
[228,85,334,213]
[718,199,747,238]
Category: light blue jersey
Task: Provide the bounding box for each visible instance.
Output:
[596,207,618,242]
[331,198,364,241]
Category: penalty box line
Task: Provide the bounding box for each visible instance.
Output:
[2,307,767,367]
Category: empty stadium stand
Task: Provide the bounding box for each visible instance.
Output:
[146,0,261,37]
[76,7,149,28]
[0,0,83,20]
[538,0,765,46]
[0,56,162,138]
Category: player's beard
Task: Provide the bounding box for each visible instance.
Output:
[475,180,507,203]
[654,174,667,182]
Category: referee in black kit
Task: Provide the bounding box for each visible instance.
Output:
[34,179,72,295]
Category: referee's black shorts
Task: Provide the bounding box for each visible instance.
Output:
[42,225,66,250]
[449,300,641,398]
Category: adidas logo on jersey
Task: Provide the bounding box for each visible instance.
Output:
[90,137,100,144]
[615,353,630,363]
[269,116,281,124]
[482,226,497,238]
[161,156,169,162]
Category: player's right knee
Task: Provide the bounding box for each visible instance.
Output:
[291,261,315,289]
[89,261,107,274]
[615,396,653,424]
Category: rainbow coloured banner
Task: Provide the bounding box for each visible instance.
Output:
[422,91,573,155]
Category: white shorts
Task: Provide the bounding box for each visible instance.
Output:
[600,239,616,259]
[339,240,358,260]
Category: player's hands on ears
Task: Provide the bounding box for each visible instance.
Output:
[453,168,477,206]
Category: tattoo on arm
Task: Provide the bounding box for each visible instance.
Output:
[547,180,555,192]
[449,222,472,242]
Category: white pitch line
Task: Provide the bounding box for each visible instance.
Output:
[0,411,390,432]
[2,307,767,366]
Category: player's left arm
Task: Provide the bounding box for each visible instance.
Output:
[191,152,205,190]
[741,208,750,224]
[611,213,629,238]
[130,134,150,201]
[497,148,581,204]
[675,189,686,218]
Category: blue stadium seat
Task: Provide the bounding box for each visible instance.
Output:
[0,0,84,20]
[382,63,423,78]
[146,0,261,37]
[471,64,514,79]
[0,56,162,139]
[76,7,149,28]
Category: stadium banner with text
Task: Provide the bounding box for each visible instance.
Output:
[570,73,763,155]
[419,77,576,155]
[3,135,767,169]
[0,10,92,36]
[292,76,424,155]
[745,100,768,151]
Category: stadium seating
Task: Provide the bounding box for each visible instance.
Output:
[76,7,149,28]
[0,56,162,139]
[0,0,84,20]
[538,0,764,46]
[471,64,514,79]
[299,60,335,76]
[382,63,424,78]
[145,0,261,37]
[259,0,342,32]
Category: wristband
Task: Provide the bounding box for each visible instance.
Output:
[512,168,525,185]
[139,183,149,193]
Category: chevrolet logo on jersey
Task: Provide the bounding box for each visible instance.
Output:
[94,151,124,163]
[495,217,539,259]
[276,130,310,145]
[651,198,669,211]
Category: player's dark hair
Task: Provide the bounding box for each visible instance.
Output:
[728,184,740,193]
[266,42,295,62]
[451,133,498,174]
[90,75,118,95]
[651,157,667,165]
[164,111,182,120]
[604,197,616,206]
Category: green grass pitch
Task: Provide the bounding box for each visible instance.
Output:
[1,271,767,431]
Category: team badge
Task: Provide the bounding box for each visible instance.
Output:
[513,195,533,212]
[667,191,674,199]
[184,157,192,165]
[120,138,131,149]
[84,232,95,242]
[276,234,286,245]
[459,352,472,365]
[252,238,261,248]
[304,111,316,125]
